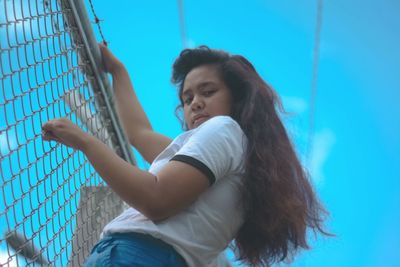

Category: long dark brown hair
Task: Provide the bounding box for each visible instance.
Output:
[171,46,330,266]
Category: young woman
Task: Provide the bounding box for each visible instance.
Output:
[42,45,329,266]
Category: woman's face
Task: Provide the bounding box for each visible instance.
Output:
[182,64,233,130]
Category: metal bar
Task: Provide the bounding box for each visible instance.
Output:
[63,0,136,165]
[306,0,324,164]
[58,0,135,265]
[177,0,188,48]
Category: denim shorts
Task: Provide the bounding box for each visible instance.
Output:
[83,232,187,267]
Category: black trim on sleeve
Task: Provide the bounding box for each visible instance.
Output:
[170,155,216,185]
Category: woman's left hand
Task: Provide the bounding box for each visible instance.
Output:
[42,118,91,150]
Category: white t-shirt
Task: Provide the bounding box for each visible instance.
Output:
[102,116,247,266]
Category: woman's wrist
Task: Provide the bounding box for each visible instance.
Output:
[80,133,98,153]
[109,60,125,75]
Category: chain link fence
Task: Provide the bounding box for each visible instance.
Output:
[0,0,134,265]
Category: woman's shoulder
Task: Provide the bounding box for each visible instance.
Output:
[172,116,245,147]
[197,115,241,132]
[194,116,247,147]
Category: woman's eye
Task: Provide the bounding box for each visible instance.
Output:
[183,97,193,105]
[203,90,215,96]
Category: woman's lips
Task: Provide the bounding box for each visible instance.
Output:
[193,116,208,126]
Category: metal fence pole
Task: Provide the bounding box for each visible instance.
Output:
[60,0,135,265]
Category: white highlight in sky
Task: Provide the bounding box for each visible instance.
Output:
[0,251,17,267]
[309,129,335,185]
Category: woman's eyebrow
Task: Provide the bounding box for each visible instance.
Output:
[198,81,217,88]
[182,89,192,97]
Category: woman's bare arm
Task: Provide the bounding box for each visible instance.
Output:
[100,44,172,162]
[42,119,209,221]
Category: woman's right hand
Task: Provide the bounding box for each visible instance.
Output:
[99,43,123,74]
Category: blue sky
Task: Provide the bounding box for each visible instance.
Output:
[88,0,399,266]
[0,0,399,266]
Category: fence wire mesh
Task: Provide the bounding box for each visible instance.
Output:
[0,0,129,265]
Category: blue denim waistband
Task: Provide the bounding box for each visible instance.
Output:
[94,232,187,266]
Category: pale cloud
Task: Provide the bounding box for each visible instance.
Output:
[320,40,334,57]
[281,96,307,114]
[309,129,336,185]
[308,36,336,62]
[186,38,197,48]
[0,131,17,156]
[279,97,333,185]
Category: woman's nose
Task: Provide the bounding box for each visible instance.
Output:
[191,96,204,110]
